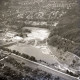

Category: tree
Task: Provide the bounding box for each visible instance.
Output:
[0,75,7,80]
[45,73,52,79]
[12,50,16,53]
[73,60,76,64]
[29,56,37,62]
[54,77,60,80]
[21,54,30,59]
[20,33,23,37]
[0,63,4,67]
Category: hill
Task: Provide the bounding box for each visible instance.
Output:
[48,4,80,56]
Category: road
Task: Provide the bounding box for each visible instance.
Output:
[0,39,79,80]
[1,42,17,47]
[0,56,9,62]
[9,53,78,80]
[0,27,79,80]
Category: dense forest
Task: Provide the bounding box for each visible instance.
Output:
[48,3,80,56]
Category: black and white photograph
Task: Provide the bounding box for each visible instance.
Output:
[0,0,80,80]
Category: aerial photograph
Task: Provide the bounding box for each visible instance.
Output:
[0,0,80,80]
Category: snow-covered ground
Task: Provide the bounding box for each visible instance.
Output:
[3,27,50,42]
[25,27,51,55]
[25,27,50,41]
